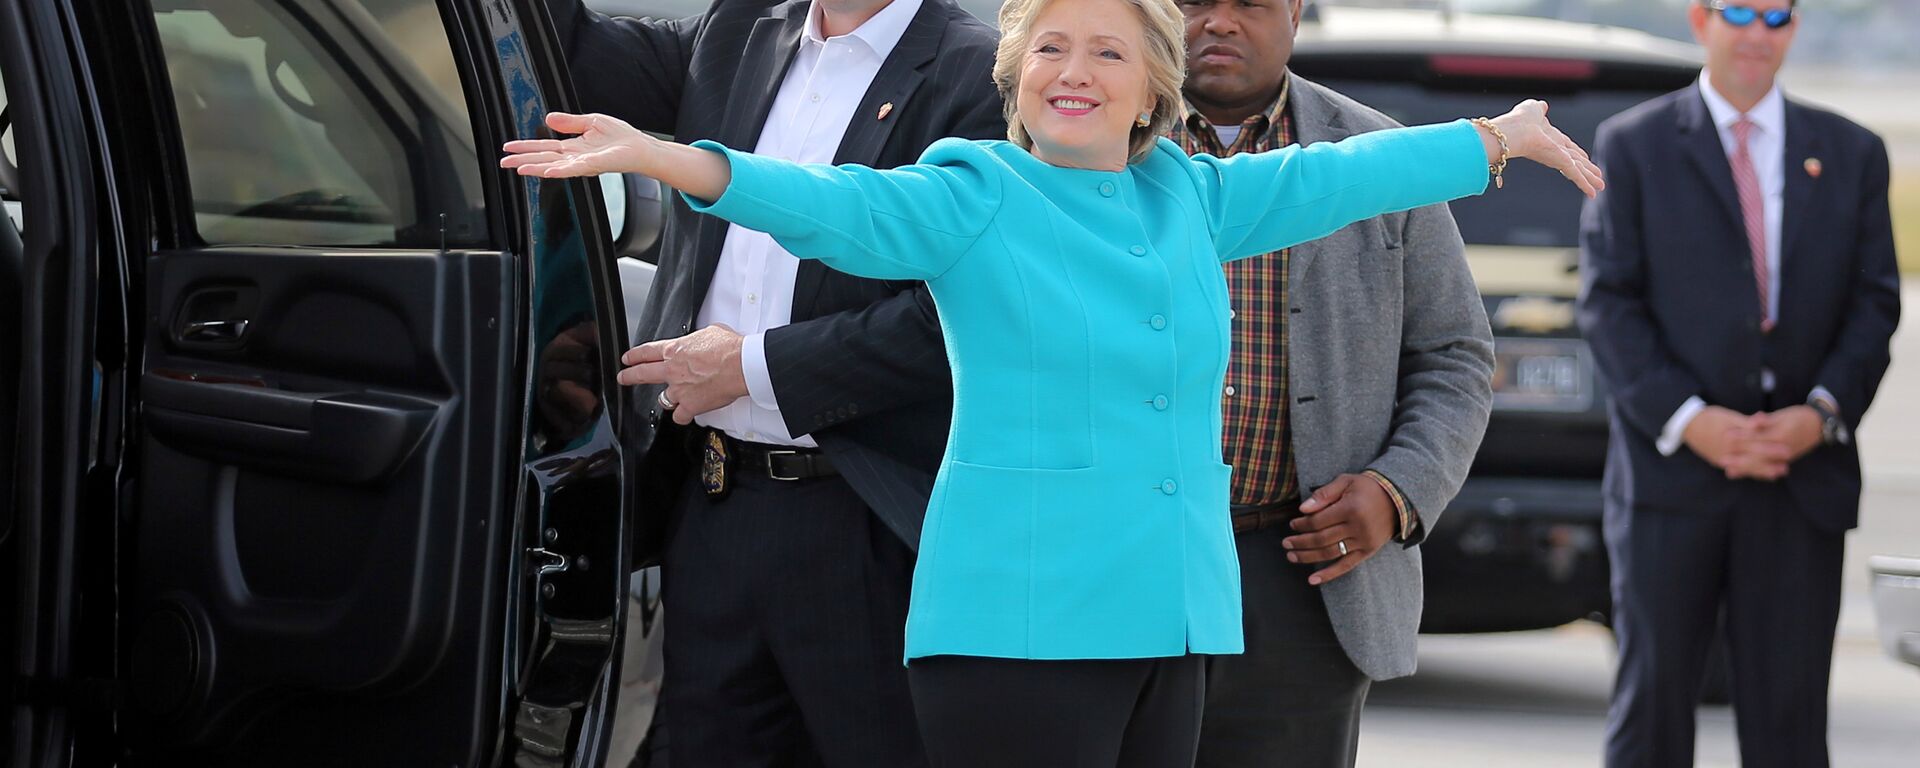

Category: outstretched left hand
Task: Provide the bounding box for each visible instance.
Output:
[1485,99,1606,198]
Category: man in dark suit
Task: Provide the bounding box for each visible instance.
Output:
[1578,2,1900,765]
[544,0,1000,764]
[1170,1,1493,765]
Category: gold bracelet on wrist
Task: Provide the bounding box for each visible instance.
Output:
[1471,117,1510,189]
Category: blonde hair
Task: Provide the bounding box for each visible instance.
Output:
[993,0,1187,164]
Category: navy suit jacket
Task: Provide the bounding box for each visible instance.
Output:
[1577,86,1901,533]
[546,0,1003,554]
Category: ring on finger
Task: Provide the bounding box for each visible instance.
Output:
[1337,540,1349,557]
[657,391,676,410]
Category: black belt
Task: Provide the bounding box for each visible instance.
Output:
[693,427,838,482]
[1230,499,1302,534]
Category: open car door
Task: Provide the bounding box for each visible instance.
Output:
[4,0,633,764]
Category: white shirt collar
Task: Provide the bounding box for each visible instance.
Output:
[803,0,924,58]
[1697,71,1785,139]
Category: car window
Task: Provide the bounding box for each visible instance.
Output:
[590,0,1004,23]
[600,173,627,239]
[149,0,485,248]
[1,69,19,232]
[1309,80,1663,249]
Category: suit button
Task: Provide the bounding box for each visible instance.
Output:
[1130,245,1146,257]
[1149,314,1167,330]
[1224,385,1237,397]
[1152,394,1169,411]
[1160,479,1178,495]
[1099,181,1116,197]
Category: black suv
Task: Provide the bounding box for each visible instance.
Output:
[2,0,665,764]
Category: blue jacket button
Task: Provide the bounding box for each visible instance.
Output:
[1152,394,1169,410]
[1161,479,1177,495]
[1099,181,1116,197]
[1130,245,1146,256]
[1149,314,1167,330]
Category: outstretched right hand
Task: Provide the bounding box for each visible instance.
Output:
[500,111,652,178]
[502,111,734,201]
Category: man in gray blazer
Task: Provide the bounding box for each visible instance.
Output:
[1172,1,1494,764]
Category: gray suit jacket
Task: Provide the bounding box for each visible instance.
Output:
[1281,76,1495,680]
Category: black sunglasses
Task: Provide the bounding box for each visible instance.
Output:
[1704,1,1796,30]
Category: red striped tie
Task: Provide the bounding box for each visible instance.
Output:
[1729,117,1773,332]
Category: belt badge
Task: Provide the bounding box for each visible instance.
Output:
[702,431,730,499]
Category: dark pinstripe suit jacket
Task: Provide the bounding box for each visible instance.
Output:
[547,0,1004,555]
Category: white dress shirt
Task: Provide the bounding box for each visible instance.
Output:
[693,0,923,447]
[1657,73,1833,456]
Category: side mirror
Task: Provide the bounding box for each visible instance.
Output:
[599,172,664,264]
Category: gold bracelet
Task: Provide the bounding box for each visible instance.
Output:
[1472,117,1509,189]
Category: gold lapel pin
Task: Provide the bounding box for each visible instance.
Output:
[1804,157,1823,178]
[877,102,894,121]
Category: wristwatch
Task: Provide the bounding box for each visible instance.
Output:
[1808,396,1850,447]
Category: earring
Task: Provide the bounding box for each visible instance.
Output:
[1135,111,1151,128]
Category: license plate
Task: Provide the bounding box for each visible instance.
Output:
[1491,338,1591,412]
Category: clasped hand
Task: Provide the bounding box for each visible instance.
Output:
[1683,405,1823,481]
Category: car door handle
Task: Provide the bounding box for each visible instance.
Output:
[182,319,250,342]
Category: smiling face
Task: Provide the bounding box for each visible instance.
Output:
[1015,0,1158,171]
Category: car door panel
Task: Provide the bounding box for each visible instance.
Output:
[7,0,635,761]
[103,0,623,763]
[127,246,516,751]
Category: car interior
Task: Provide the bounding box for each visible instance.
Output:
[0,0,677,760]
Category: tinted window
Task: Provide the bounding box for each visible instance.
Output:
[1,78,12,167]
[591,0,1005,23]
[1310,81,1664,248]
[1,69,19,230]
[151,0,484,247]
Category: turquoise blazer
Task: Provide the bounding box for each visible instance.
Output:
[686,122,1488,661]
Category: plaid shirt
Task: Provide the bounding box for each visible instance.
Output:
[1167,81,1299,507]
[1168,79,1417,532]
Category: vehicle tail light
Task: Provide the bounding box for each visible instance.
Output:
[1429,55,1598,81]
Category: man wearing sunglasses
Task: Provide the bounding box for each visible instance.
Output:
[1578,1,1901,767]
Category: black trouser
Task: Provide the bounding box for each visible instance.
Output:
[660,466,925,768]
[1603,484,1845,768]
[1196,523,1372,768]
[910,655,1206,768]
